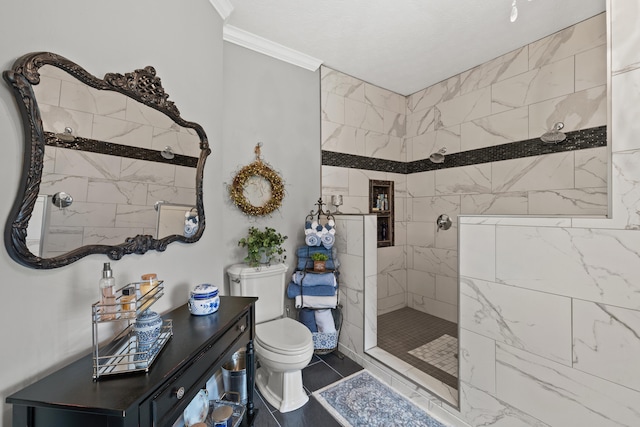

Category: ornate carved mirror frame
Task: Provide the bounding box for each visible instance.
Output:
[3,52,211,269]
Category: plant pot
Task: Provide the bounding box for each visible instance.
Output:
[313,260,326,272]
[259,249,270,265]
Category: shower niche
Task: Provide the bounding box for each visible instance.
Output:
[369,180,394,247]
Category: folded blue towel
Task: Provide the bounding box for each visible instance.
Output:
[287,283,336,298]
[298,308,317,332]
[296,246,334,258]
[305,234,321,247]
[296,245,338,270]
[297,258,337,271]
[292,271,337,287]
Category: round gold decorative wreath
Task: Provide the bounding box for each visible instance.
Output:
[230,158,284,216]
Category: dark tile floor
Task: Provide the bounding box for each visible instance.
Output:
[378,307,458,389]
[252,351,363,426]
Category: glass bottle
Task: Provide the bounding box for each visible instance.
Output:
[99,262,116,320]
[121,286,136,318]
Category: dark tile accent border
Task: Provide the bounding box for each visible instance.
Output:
[322,125,606,174]
[44,131,199,168]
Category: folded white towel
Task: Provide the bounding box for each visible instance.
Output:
[294,295,337,309]
[314,309,336,333]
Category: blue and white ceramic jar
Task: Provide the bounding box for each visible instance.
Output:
[134,309,163,348]
[188,284,220,316]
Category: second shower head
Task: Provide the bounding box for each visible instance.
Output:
[429,147,446,164]
[540,122,566,144]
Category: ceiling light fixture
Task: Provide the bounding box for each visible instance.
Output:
[510,0,534,23]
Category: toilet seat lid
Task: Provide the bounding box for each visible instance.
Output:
[256,317,312,355]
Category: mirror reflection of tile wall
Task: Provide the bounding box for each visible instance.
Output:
[321,13,607,320]
[33,65,199,257]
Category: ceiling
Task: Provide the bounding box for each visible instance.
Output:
[223,0,606,96]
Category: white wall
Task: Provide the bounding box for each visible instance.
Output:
[0,2,224,425]
[221,41,321,293]
[0,2,320,427]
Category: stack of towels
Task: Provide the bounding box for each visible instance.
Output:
[304,219,336,249]
[184,209,199,238]
[298,307,336,334]
[296,246,338,271]
[287,270,338,309]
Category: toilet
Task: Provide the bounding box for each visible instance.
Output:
[227,263,314,413]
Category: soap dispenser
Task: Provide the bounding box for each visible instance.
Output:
[99,262,117,320]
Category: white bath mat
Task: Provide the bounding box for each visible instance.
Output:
[408,334,458,377]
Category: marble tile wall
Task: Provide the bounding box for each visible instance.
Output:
[334,215,378,358]
[321,66,410,315]
[33,65,198,257]
[453,1,640,424]
[322,13,608,322]
[458,220,640,426]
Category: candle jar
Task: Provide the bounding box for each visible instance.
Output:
[139,273,158,297]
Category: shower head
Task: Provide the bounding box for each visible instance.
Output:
[429,147,446,164]
[161,146,175,160]
[540,122,566,144]
[55,127,75,142]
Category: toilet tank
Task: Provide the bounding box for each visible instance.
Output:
[227,263,289,324]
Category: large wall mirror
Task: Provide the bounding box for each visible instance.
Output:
[3,52,210,269]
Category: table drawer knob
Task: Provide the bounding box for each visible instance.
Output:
[175,387,185,400]
[237,324,246,333]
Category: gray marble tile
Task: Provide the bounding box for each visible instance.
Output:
[575,44,607,91]
[459,47,529,95]
[528,13,606,70]
[496,344,640,427]
[460,107,528,151]
[491,152,574,193]
[492,57,574,113]
[459,382,550,427]
[573,300,640,392]
[460,277,572,365]
[528,188,607,215]
[436,87,491,128]
[495,226,640,311]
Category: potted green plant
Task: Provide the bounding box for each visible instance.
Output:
[238,226,287,267]
[311,252,329,272]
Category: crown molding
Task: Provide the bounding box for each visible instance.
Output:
[223,25,323,72]
[208,0,233,20]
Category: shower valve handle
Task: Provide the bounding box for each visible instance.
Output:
[436,214,452,232]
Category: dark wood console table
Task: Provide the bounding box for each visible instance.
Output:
[7,296,258,427]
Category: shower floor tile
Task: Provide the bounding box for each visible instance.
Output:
[377,307,458,389]
[409,334,458,377]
